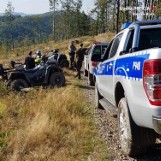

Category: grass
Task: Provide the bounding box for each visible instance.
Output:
[0,72,109,161]
[0,34,112,161]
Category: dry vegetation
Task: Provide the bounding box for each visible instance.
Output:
[0,34,113,161]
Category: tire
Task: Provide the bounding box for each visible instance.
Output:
[95,84,103,109]
[60,60,69,68]
[118,97,156,156]
[84,69,88,77]
[88,72,95,86]
[11,79,28,91]
[49,72,65,87]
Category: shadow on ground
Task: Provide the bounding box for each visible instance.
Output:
[75,84,94,90]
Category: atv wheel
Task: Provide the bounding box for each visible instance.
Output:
[60,60,69,68]
[49,72,65,87]
[11,79,28,91]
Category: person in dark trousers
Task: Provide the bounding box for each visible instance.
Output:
[75,43,85,79]
[68,41,76,69]
[25,51,35,70]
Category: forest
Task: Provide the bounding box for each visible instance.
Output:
[0,0,161,54]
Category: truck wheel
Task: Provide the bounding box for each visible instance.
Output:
[60,60,69,68]
[95,84,103,109]
[118,97,156,156]
[84,69,88,77]
[11,79,28,91]
[88,72,95,86]
[49,72,65,87]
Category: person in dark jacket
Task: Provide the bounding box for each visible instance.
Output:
[25,51,35,70]
[75,43,85,79]
[68,41,76,69]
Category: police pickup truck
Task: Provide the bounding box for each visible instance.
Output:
[94,20,161,156]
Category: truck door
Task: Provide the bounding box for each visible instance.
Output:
[99,34,123,104]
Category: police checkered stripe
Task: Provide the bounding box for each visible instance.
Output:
[135,78,140,81]
[114,75,142,81]
[117,52,148,59]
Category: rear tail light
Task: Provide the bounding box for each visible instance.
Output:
[92,61,97,67]
[143,59,161,106]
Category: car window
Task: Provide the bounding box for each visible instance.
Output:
[102,40,113,61]
[93,46,101,54]
[139,28,161,50]
[125,30,134,53]
[108,34,123,59]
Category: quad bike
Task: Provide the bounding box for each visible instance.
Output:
[0,61,65,91]
[35,53,69,68]
[49,53,69,68]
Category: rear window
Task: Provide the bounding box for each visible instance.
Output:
[93,46,101,54]
[93,45,108,55]
[139,28,161,50]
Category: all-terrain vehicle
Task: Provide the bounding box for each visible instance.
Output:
[35,50,69,68]
[0,61,65,91]
[47,53,69,68]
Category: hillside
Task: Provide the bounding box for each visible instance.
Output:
[0,12,54,44]
[0,33,114,66]
[0,10,91,50]
[0,34,112,161]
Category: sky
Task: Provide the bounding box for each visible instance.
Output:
[0,0,94,14]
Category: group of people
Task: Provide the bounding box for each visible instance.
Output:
[24,49,58,70]
[68,41,85,79]
[24,40,86,79]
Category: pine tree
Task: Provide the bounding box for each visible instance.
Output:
[60,0,75,39]
[91,0,109,34]
[5,1,15,51]
[49,0,59,40]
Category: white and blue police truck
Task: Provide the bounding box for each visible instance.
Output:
[94,20,161,156]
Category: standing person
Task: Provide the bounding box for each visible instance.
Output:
[68,41,76,69]
[75,43,85,79]
[25,51,35,70]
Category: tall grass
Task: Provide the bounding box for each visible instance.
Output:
[0,73,108,161]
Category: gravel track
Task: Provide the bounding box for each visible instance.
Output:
[82,76,161,161]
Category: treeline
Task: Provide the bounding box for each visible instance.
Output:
[49,0,91,40]
[2,0,161,54]
[92,0,161,34]
[0,1,91,54]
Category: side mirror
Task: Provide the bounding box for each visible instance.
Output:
[129,47,138,53]
[91,54,102,62]
[120,50,127,55]
[84,52,88,55]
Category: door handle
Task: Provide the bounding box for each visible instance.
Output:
[109,63,113,67]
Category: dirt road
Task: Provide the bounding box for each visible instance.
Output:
[82,76,161,161]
